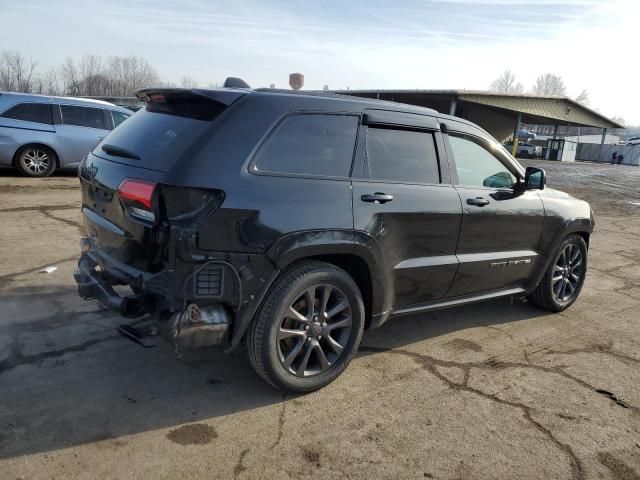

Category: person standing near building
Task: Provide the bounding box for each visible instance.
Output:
[611,152,618,164]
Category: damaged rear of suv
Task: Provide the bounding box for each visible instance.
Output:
[75,85,593,393]
[75,86,368,392]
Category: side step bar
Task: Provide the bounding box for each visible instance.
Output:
[390,287,527,317]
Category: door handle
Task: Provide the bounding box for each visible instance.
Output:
[361,192,394,204]
[466,197,490,207]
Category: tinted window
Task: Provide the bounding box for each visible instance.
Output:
[60,105,106,129]
[449,135,516,188]
[93,107,212,171]
[1,102,53,124]
[366,127,440,184]
[254,114,358,177]
[111,110,130,128]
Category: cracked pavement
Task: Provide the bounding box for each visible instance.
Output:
[0,161,639,479]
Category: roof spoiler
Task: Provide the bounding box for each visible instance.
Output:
[135,88,247,107]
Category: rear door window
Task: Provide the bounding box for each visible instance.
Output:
[1,102,53,124]
[253,114,358,177]
[60,105,106,129]
[111,110,131,128]
[366,127,440,184]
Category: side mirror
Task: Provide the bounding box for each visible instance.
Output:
[525,166,546,190]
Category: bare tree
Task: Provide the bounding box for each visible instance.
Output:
[40,68,63,96]
[611,116,626,126]
[489,70,524,94]
[61,57,82,95]
[79,55,109,96]
[0,50,39,92]
[575,89,590,105]
[58,54,159,97]
[0,51,162,97]
[157,80,178,88]
[59,55,109,96]
[180,75,198,88]
[106,56,159,96]
[531,73,566,96]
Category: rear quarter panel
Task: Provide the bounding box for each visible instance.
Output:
[167,94,364,253]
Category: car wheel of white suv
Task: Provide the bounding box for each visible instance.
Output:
[16,145,57,177]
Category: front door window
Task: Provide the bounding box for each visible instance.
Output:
[448,135,516,188]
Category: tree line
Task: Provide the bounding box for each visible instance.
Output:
[489,69,588,101]
[0,51,628,126]
[488,69,626,126]
[0,50,163,97]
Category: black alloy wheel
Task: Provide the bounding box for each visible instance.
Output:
[552,243,584,302]
[528,234,588,312]
[277,283,353,377]
[247,261,365,393]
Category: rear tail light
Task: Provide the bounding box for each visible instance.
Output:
[117,178,157,222]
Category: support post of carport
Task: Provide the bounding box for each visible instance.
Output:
[511,112,522,157]
[600,128,607,145]
[600,128,607,161]
[552,124,558,139]
[449,97,458,116]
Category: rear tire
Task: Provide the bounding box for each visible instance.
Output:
[247,261,365,393]
[528,234,587,312]
[15,145,57,177]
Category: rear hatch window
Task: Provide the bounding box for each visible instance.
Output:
[92,90,238,172]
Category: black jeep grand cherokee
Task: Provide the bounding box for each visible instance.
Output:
[75,86,593,392]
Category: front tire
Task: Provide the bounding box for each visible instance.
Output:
[528,234,587,312]
[15,145,57,177]
[247,261,365,393]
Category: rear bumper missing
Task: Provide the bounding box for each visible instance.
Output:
[74,251,233,348]
[73,235,280,351]
[74,251,156,318]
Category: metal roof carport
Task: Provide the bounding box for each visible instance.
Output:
[335,89,622,147]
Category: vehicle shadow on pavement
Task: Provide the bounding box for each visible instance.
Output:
[0,285,548,460]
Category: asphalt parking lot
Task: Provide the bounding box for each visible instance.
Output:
[1,160,639,480]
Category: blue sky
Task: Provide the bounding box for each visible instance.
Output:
[1,0,638,123]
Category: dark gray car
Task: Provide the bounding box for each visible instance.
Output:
[0,92,132,176]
